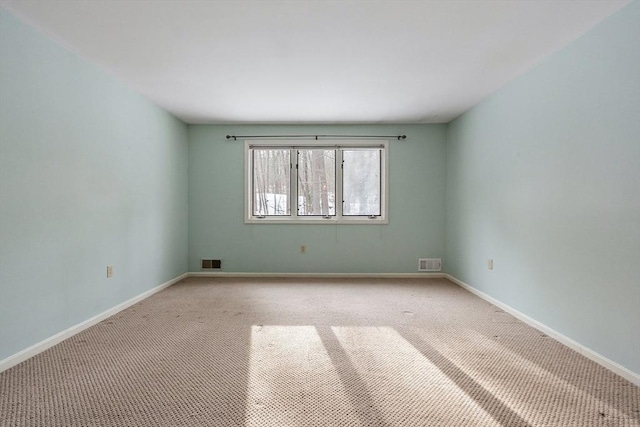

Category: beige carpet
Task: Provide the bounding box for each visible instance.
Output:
[1,277,638,426]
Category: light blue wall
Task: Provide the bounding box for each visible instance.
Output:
[0,11,189,361]
[189,124,446,273]
[445,2,640,375]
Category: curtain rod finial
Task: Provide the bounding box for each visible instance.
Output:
[398,135,407,140]
[226,135,237,141]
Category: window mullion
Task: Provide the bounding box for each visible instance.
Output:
[379,148,383,218]
[336,149,344,220]
[291,148,298,219]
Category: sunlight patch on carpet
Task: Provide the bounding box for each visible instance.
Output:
[244,325,360,426]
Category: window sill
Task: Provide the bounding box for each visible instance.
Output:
[244,217,388,225]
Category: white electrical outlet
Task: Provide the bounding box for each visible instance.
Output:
[106,265,113,278]
[487,259,494,270]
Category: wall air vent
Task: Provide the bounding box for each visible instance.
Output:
[201,259,221,270]
[418,258,441,272]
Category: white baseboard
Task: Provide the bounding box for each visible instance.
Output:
[0,273,188,373]
[444,274,640,386]
[189,271,446,279]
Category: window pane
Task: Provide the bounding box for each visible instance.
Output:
[342,150,381,216]
[297,149,336,216]
[252,149,290,216]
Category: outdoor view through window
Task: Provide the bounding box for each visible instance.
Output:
[247,141,387,223]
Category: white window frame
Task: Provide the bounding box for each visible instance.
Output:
[245,140,389,224]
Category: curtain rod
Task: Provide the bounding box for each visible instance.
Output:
[226,134,407,141]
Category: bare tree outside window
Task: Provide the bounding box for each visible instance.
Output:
[343,149,381,216]
[252,149,290,215]
[297,150,335,216]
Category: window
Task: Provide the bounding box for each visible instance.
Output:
[245,140,388,224]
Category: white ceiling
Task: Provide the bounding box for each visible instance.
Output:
[0,0,629,124]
